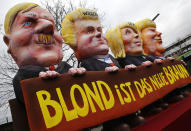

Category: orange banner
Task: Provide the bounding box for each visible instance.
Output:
[21,60,191,131]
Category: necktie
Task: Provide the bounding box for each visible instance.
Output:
[104,58,115,66]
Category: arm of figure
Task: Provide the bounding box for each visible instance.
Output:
[166,57,175,61]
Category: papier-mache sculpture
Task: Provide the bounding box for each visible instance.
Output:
[62,8,120,72]
[136,18,188,103]
[106,21,169,117]
[3,2,85,104]
[61,8,135,131]
[135,18,165,57]
[106,22,162,68]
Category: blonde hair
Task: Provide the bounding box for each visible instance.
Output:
[61,8,99,49]
[135,18,156,55]
[4,2,39,34]
[106,22,138,58]
[135,18,156,33]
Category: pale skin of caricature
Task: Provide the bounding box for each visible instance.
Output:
[141,27,165,57]
[120,27,162,69]
[4,7,63,67]
[121,27,143,56]
[74,19,119,72]
[74,19,109,59]
[3,6,85,78]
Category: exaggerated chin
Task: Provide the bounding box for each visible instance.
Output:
[132,51,143,56]
[18,51,62,67]
[95,44,109,55]
[36,52,62,66]
[128,48,143,56]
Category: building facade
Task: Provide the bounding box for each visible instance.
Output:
[164,35,191,58]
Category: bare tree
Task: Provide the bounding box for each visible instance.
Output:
[0,24,16,112]
[0,52,18,113]
[0,24,4,35]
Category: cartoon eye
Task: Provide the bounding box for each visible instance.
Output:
[24,21,32,26]
[87,26,94,34]
[126,31,130,34]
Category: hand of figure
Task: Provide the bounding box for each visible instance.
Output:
[181,60,187,66]
[105,66,119,72]
[154,59,163,64]
[142,61,153,67]
[167,57,175,61]
[39,71,59,79]
[68,67,86,76]
[125,64,136,70]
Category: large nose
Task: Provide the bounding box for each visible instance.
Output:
[35,19,53,34]
[134,33,139,39]
[157,31,162,36]
[95,30,101,38]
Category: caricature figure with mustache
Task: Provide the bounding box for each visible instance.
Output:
[3,3,85,104]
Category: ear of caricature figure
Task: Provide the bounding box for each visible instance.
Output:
[3,35,11,53]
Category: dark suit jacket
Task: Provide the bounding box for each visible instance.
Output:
[117,55,159,68]
[13,61,71,103]
[79,55,121,71]
[146,55,161,62]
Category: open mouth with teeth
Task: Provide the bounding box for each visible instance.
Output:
[38,34,53,45]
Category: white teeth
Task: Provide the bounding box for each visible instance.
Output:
[38,34,52,44]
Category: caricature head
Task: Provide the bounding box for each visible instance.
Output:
[136,18,165,57]
[106,22,143,58]
[62,8,108,60]
[3,2,63,67]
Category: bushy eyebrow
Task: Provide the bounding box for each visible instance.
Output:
[22,12,55,24]
[22,12,38,19]
[87,26,94,30]
[41,14,55,23]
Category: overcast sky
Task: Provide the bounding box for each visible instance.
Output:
[0,0,191,120]
[1,0,191,51]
